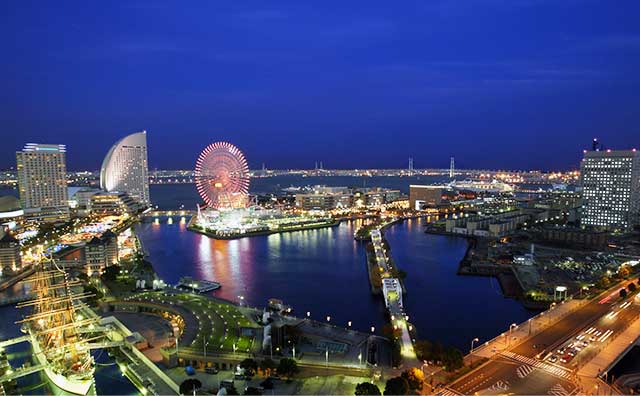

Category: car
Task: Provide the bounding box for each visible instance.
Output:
[234,374,245,380]
[567,349,577,356]
[557,347,567,354]
[548,355,558,363]
[205,367,219,375]
[589,336,597,342]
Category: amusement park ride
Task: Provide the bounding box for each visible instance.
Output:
[191,141,336,239]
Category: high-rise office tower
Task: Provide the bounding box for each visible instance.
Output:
[580,149,640,229]
[16,143,69,223]
[100,131,150,205]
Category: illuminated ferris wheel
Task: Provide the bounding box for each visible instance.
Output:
[194,142,250,209]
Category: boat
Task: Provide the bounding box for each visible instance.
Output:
[448,179,514,193]
[17,260,96,395]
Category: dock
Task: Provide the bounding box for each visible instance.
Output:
[176,277,221,293]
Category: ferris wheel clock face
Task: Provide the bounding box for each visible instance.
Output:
[194,142,250,209]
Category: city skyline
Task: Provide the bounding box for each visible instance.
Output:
[2,1,640,171]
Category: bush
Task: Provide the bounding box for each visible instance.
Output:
[179,378,202,395]
[240,358,258,375]
[355,382,381,396]
[384,377,409,396]
[277,358,299,378]
[101,265,121,282]
[401,368,425,390]
[414,340,464,372]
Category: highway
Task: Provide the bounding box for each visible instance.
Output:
[446,282,639,396]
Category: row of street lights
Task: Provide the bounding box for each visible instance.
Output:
[305,311,377,333]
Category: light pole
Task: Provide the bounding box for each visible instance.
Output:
[508,323,517,347]
[325,347,329,368]
[470,338,479,365]
[358,350,363,366]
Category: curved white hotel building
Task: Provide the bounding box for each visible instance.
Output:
[100,131,150,205]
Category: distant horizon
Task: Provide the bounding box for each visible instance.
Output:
[2,2,639,171]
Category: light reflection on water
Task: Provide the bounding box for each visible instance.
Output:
[136,218,533,350]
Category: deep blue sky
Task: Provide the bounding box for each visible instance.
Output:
[1,1,639,171]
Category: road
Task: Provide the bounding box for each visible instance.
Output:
[446,282,639,396]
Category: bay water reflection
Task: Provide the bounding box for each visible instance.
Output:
[137,217,534,350]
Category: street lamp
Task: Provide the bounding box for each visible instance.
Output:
[326,316,331,323]
[347,321,352,328]
[306,311,311,318]
[508,323,517,347]
[470,338,479,365]
[371,326,375,333]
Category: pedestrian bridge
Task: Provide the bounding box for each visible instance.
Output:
[370,228,417,362]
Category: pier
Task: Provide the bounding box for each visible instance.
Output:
[369,229,418,364]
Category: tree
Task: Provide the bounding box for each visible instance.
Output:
[240,358,258,374]
[277,358,299,378]
[442,347,464,372]
[414,340,434,362]
[619,265,631,279]
[102,265,121,282]
[384,377,409,396]
[628,283,637,292]
[620,288,628,299]
[597,275,611,289]
[355,382,381,396]
[82,284,103,305]
[259,358,276,375]
[401,368,425,390]
[179,378,202,395]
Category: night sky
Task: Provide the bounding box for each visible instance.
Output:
[1,1,639,171]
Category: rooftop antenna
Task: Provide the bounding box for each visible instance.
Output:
[592,138,600,151]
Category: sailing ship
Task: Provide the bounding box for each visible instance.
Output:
[17,259,97,395]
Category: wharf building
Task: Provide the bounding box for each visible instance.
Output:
[0,196,23,234]
[409,185,444,210]
[56,230,118,276]
[16,143,69,223]
[100,131,150,206]
[89,191,144,216]
[295,186,400,211]
[0,233,21,276]
[445,209,530,238]
[580,149,640,230]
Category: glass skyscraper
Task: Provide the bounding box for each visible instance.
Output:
[100,131,150,205]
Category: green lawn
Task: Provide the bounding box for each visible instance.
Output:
[135,291,257,355]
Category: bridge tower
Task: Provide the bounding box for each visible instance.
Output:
[449,157,455,179]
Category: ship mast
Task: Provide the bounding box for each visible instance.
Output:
[17,256,95,377]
